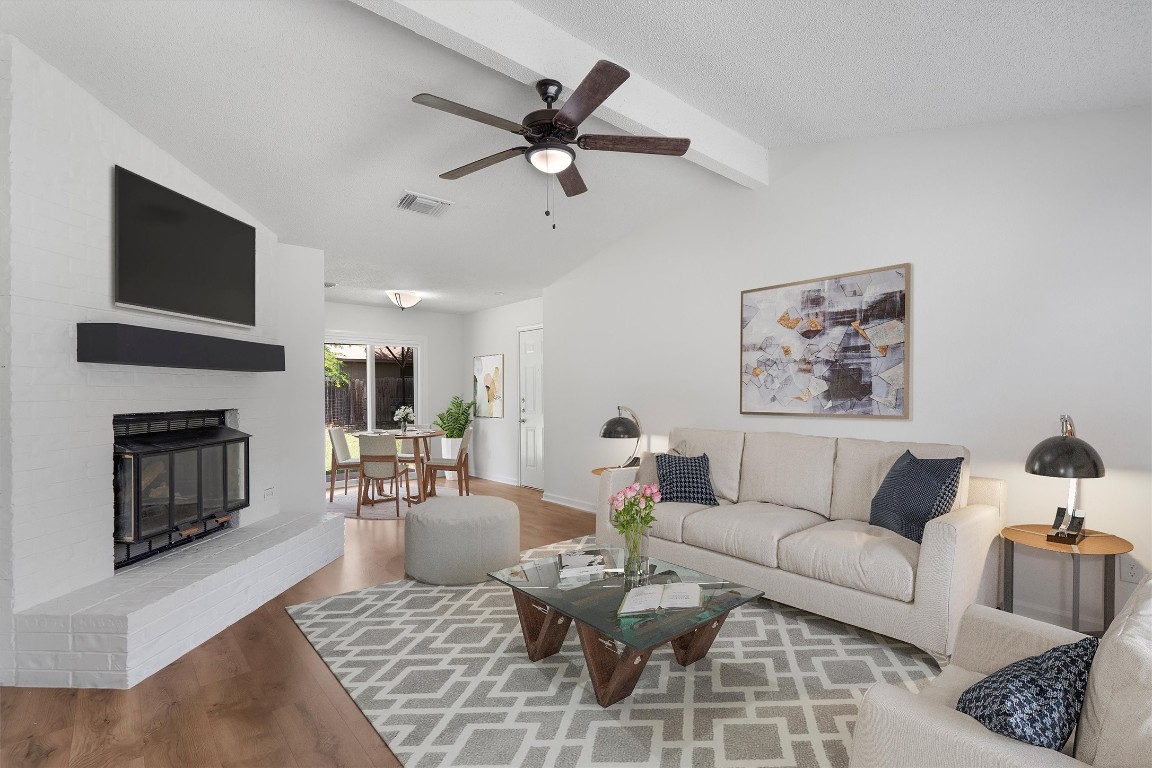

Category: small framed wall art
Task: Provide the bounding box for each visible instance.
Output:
[473,353,504,418]
[740,264,909,418]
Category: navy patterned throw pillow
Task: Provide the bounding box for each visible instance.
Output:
[869,451,963,543]
[956,637,1099,750]
[654,453,718,506]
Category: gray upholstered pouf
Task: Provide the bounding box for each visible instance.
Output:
[404,496,521,585]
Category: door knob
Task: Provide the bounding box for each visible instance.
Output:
[519,419,526,423]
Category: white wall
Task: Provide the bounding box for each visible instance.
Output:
[543,107,1151,630]
[272,243,326,513]
[1,35,325,627]
[463,298,544,485]
[324,301,466,429]
[0,37,14,688]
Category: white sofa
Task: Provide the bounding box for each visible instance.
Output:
[596,428,1005,659]
[850,575,1152,767]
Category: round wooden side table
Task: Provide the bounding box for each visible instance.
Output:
[1001,524,1133,635]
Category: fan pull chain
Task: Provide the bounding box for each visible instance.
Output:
[544,174,557,230]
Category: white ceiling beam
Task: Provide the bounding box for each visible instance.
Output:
[351,0,769,188]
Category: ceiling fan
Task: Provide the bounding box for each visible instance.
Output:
[412,60,690,197]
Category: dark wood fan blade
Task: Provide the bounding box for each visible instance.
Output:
[556,163,588,197]
[553,60,630,132]
[577,135,690,155]
[413,94,526,134]
[440,148,526,180]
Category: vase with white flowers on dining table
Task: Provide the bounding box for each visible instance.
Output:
[394,405,414,434]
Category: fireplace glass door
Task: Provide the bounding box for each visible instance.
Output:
[113,417,251,567]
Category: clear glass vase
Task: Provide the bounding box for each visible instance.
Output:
[623,526,646,584]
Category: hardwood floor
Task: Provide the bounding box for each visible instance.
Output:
[0,478,595,768]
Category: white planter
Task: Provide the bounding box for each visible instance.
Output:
[441,437,462,459]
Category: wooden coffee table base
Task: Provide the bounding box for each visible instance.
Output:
[511,590,731,708]
[512,590,572,661]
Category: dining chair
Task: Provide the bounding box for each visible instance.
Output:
[356,434,410,517]
[423,426,472,496]
[326,426,360,502]
[398,426,432,463]
[396,435,419,484]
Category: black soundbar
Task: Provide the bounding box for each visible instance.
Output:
[77,323,285,372]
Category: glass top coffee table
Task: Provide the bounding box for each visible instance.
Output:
[489,548,763,707]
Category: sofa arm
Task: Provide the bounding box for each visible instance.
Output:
[850,681,1085,768]
[594,467,638,547]
[967,476,1007,514]
[916,503,1004,656]
[951,604,1086,676]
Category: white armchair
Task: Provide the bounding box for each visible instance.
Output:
[850,575,1152,768]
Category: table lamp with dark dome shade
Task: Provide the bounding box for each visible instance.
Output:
[600,406,642,468]
[1025,415,1105,543]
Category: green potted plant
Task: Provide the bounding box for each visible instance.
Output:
[433,395,476,458]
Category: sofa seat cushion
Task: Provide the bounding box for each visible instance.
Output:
[778,520,920,602]
[737,432,836,517]
[647,501,724,543]
[681,502,826,568]
[830,438,970,522]
[917,664,986,709]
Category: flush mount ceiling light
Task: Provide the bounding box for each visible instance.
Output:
[388,291,422,311]
[525,142,574,174]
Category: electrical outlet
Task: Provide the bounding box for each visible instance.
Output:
[264,487,275,499]
[1120,553,1143,584]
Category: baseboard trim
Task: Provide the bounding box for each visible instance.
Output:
[541,492,595,513]
[473,472,519,486]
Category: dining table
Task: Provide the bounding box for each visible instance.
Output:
[353,427,444,504]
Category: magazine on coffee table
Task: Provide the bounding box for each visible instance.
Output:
[618,583,703,614]
[558,548,615,578]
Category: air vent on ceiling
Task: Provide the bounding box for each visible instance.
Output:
[396,190,453,217]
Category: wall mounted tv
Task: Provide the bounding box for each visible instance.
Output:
[115,166,256,326]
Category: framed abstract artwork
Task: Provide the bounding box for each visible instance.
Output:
[740,264,909,418]
[473,354,504,418]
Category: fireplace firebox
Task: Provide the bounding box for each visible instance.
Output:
[113,410,250,568]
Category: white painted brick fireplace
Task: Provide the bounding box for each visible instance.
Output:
[0,37,342,687]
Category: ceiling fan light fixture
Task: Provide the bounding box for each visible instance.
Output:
[525,142,574,174]
[388,290,422,310]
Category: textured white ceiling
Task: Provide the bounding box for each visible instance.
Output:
[0,0,1147,313]
[517,0,1152,148]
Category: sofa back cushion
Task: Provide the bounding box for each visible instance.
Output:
[737,432,836,517]
[667,428,745,503]
[829,438,970,522]
[1075,574,1152,766]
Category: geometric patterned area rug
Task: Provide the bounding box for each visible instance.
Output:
[287,538,938,768]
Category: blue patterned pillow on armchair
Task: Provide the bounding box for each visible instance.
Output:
[956,636,1099,750]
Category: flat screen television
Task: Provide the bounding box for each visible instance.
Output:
[115,166,256,326]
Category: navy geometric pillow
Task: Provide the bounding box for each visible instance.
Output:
[655,453,718,506]
[956,637,1099,750]
[869,450,964,543]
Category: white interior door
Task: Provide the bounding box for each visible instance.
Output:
[519,328,544,489]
